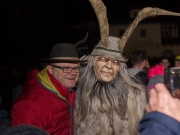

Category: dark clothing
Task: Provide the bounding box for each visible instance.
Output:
[136,71,148,85]
[139,111,180,135]
[0,117,10,134]
[0,70,17,113]
[128,68,148,85]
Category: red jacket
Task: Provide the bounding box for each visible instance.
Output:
[11,69,75,135]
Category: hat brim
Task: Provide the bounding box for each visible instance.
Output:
[40,58,87,63]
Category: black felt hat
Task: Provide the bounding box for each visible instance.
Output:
[40,43,87,63]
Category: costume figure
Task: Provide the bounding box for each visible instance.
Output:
[74,0,180,135]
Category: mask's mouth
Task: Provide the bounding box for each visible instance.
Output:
[101,71,113,75]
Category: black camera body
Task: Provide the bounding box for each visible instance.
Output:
[164,67,180,96]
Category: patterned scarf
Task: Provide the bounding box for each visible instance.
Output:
[36,68,66,100]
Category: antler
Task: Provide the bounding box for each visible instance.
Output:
[119,7,180,52]
[74,32,89,48]
[76,46,88,51]
[89,0,109,47]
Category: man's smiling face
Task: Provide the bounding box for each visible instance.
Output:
[94,56,121,83]
[47,62,80,89]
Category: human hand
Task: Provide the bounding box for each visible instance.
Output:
[146,83,180,122]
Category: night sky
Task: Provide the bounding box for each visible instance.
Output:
[1,0,180,67]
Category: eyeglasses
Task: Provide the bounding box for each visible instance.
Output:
[97,56,120,65]
[50,64,81,73]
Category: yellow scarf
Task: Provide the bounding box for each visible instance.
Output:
[36,68,66,100]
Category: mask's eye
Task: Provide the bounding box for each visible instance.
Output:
[98,56,108,62]
[112,60,120,65]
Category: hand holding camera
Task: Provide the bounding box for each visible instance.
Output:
[146,83,180,122]
[147,65,180,99]
[164,67,180,99]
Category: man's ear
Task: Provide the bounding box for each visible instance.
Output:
[46,65,53,74]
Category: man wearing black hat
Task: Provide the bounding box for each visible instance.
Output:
[10,43,86,135]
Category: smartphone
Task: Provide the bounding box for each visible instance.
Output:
[164,67,180,98]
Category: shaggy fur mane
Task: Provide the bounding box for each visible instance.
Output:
[74,55,146,135]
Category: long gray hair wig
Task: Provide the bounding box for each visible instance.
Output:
[74,55,146,135]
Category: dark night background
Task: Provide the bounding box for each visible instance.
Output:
[1,0,180,67]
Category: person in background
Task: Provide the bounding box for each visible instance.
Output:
[139,83,180,135]
[10,43,86,135]
[128,50,148,85]
[159,56,171,69]
[144,56,150,73]
[174,55,180,67]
